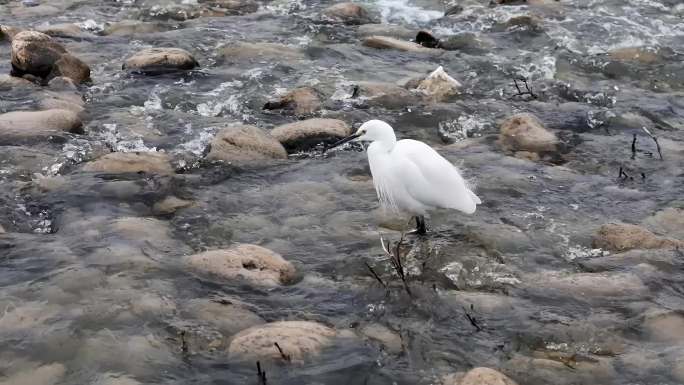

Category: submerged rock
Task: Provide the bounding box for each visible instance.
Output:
[359,323,403,354]
[218,41,306,63]
[103,20,170,36]
[270,118,351,152]
[264,87,321,116]
[200,0,259,14]
[228,321,336,362]
[123,48,199,74]
[36,23,86,38]
[185,298,264,336]
[642,207,684,240]
[322,2,374,25]
[354,81,417,109]
[93,373,143,385]
[152,196,194,215]
[81,152,174,174]
[0,109,83,139]
[206,125,287,164]
[608,47,660,64]
[184,244,296,286]
[529,271,648,298]
[592,222,683,252]
[0,74,38,89]
[10,31,90,84]
[499,113,558,155]
[0,362,66,385]
[363,36,438,53]
[445,367,518,385]
[643,310,684,343]
[357,24,415,40]
[414,66,462,102]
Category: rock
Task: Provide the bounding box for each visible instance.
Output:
[642,207,684,239]
[130,292,177,317]
[206,125,287,164]
[502,15,543,32]
[185,298,264,336]
[643,311,684,343]
[200,0,259,14]
[218,42,306,63]
[10,30,90,84]
[152,196,193,215]
[50,54,91,84]
[592,223,683,252]
[228,321,336,362]
[264,87,321,116]
[270,118,351,152]
[414,66,461,102]
[466,223,531,253]
[674,357,684,383]
[323,2,373,25]
[11,31,66,78]
[0,363,66,385]
[93,373,142,385]
[81,152,174,174]
[499,113,558,154]
[123,48,199,74]
[1,25,22,41]
[0,109,83,139]
[530,271,648,298]
[608,47,660,64]
[438,33,493,53]
[354,81,416,109]
[363,36,438,53]
[0,74,37,89]
[103,20,169,36]
[448,367,518,385]
[0,224,5,233]
[184,244,296,286]
[357,24,415,40]
[359,323,402,354]
[36,23,84,38]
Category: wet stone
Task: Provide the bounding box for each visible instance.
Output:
[354,81,417,109]
[206,124,287,164]
[81,152,174,175]
[592,222,683,252]
[152,196,194,215]
[263,87,321,116]
[357,24,416,40]
[0,109,83,140]
[123,48,199,74]
[270,118,351,152]
[362,35,439,53]
[499,113,558,155]
[218,41,306,63]
[359,323,402,354]
[642,207,684,240]
[443,367,518,385]
[227,321,336,362]
[184,244,296,287]
[322,2,374,25]
[642,310,684,343]
[184,298,264,336]
[413,66,462,102]
[103,20,170,36]
[0,362,66,385]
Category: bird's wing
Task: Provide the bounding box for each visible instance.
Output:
[393,139,480,214]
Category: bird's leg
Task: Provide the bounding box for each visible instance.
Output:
[416,215,428,235]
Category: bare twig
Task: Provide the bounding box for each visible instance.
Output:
[641,127,663,160]
[274,342,291,362]
[365,262,387,288]
[631,134,637,159]
[463,307,483,331]
[257,361,267,385]
[180,330,189,353]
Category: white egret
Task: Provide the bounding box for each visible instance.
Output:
[329,119,481,234]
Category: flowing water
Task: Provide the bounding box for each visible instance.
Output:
[1,0,684,384]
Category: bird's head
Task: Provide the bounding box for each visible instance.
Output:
[326,120,396,151]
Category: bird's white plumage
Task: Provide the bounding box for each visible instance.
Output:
[355,120,480,216]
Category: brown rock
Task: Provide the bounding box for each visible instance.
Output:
[36,23,85,38]
[228,321,336,362]
[642,207,684,239]
[414,66,462,102]
[103,20,169,36]
[592,222,683,252]
[359,323,403,354]
[184,244,296,287]
[355,81,416,109]
[185,298,264,336]
[50,54,91,84]
[11,31,67,78]
[1,25,23,41]
[456,367,518,385]
[0,74,37,89]
[123,48,199,74]
[357,24,415,40]
[499,113,558,154]
[207,125,287,163]
[264,87,321,116]
[363,36,439,53]
[152,196,194,215]
[0,363,66,385]
[608,47,660,64]
[271,118,351,151]
[81,152,174,174]
[643,311,684,343]
[0,224,5,233]
[201,0,259,14]
[323,3,373,25]
[0,109,83,139]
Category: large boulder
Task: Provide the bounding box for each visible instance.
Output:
[184,244,296,287]
[413,66,462,102]
[81,152,174,174]
[322,3,374,25]
[592,222,683,252]
[363,36,438,53]
[270,118,351,152]
[206,125,287,164]
[228,321,336,362]
[123,48,199,74]
[499,113,558,155]
[264,87,321,116]
[0,109,83,139]
[10,31,90,84]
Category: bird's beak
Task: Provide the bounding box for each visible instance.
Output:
[324,132,361,152]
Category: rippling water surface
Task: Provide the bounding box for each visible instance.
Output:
[1,0,684,384]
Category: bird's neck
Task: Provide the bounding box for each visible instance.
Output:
[369,138,396,153]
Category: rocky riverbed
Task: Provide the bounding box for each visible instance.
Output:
[1,0,683,384]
